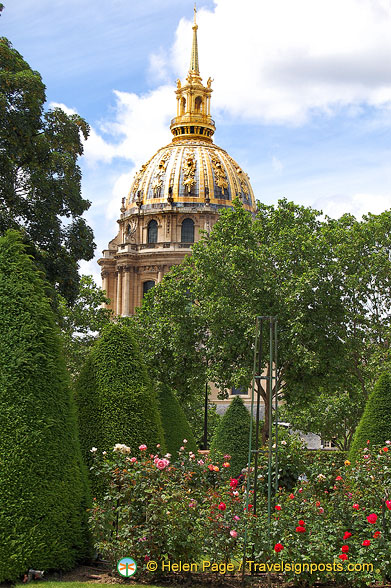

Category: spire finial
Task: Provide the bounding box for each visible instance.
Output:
[189,3,199,74]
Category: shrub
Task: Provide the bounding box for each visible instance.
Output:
[0,231,91,582]
[210,396,254,477]
[157,384,197,454]
[349,373,391,460]
[75,322,166,474]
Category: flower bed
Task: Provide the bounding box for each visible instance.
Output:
[89,441,391,586]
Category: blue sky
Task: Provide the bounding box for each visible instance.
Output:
[2,0,391,283]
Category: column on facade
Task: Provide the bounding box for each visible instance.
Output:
[122,266,130,316]
[116,268,123,316]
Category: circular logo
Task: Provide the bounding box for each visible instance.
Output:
[117,557,137,577]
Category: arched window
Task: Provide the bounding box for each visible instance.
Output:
[143,280,155,297]
[194,96,203,113]
[180,97,186,114]
[181,218,194,243]
[147,219,158,243]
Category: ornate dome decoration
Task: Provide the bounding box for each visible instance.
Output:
[124,6,256,214]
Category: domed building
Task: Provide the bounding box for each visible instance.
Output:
[98,10,257,315]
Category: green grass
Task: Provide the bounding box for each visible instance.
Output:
[15,584,165,588]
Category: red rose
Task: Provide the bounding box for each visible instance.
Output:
[339,554,348,561]
[341,545,349,553]
[296,526,306,533]
[230,478,239,489]
[352,503,360,510]
[343,532,352,540]
[316,501,321,507]
[335,476,343,481]
[367,513,377,524]
[374,531,381,538]
[274,543,284,553]
[275,505,281,511]
[144,555,150,562]
[299,519,305,526]
[362,539,371,546]
[383,447,388,452]
[289,493,295,499]
[386,500,391,510]
[218,502,226,511]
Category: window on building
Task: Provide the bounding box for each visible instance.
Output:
[143,280,155,297]
[147,220,158,243]
[181,218,194,243]
[231,386,247,396]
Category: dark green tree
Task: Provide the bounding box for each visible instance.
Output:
[349,373,391,459]
[75,322,166,470]
[157,384,197,454]
[0,231,91,582]
[0,37,94,302]
[210,397,254,477]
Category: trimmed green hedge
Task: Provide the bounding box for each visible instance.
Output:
[349,373,391,459]
[210,396,254,477]
[157,384,197,454]
[75,322,166,471]
[0,231,91,582]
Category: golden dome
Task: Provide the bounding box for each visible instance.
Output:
[125,6,256,214]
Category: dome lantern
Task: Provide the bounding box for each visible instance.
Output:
[170,5,216,142]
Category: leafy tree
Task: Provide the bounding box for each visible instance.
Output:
[157,384,197,454]
[280,390,366,451]
[75,322,166,472]
[0,37,94,302]
[210,397,254,477]
[349,373,391,459]
[137,200,391,444]
[0,231,91,582]
[58,275,112,379]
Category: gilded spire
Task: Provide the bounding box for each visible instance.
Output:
[189,4,200,74]
[170,5,215,142]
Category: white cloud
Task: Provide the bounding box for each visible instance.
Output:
[168,0,391,124]
[49,101,77,115]
[314,192,391,219]
[272,156,283,173]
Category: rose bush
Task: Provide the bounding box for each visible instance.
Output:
[89,440,391,585]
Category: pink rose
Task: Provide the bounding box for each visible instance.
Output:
[139,444,147,451]
[386,500,391,510]
[130,457,137,463]
[234,515,240,521]
[156,458,169,470]
[230,530,238,538]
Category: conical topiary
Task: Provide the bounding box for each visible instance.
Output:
[0,231,91,582]
[349,373,391,459]
[75,322,166,470]
[210,396,254,477]
[157,384,197,454]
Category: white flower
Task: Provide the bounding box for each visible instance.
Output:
[272,443,276,449]
[386,440,391,445]
[113,443,131,454]
[102,451,107,455]
[317,474,326,480]
[90,447,98,453]
[183,439,188,444]
[281,440,287,445]
[165,453,172,458]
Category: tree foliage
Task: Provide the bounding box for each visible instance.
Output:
[349,373,391,458]
[58,275,112,379]
[75,322,166,473]
[0,231,91,582]
[136,199,391,443]
[210,397,254,477]
[0,37,94,302]
[157,384,197,454]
